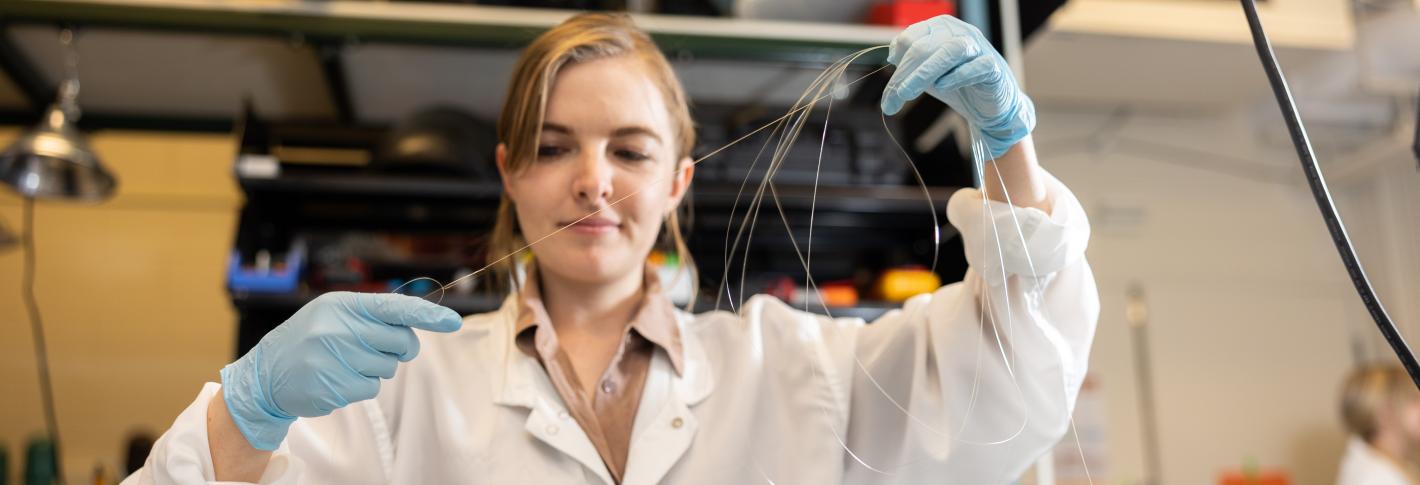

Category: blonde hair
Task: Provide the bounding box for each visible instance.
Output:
[1341,364,1420,442]
[488,13,697,300]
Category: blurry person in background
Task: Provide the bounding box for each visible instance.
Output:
[1339,364,1420,485]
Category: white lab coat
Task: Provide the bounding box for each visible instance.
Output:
[124,172,1097,485]
[1338,438,1415,485]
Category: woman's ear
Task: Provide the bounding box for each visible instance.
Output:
[496,143,515,200]
[667,156,694,215]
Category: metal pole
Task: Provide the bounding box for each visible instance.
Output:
[1128,284,1162,485]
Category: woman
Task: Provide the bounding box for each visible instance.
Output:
[1338,365,1420,485]
[126,12,1097,485]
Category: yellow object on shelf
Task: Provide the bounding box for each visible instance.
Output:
[874,266,941,303]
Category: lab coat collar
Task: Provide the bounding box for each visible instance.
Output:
[512,265,685,376]
[492,295,714,410]
[669,308,714,405]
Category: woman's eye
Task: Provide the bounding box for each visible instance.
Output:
[616,149,651,162]
[537,145,568,158]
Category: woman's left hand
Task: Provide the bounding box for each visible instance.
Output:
[879,15,1035,159]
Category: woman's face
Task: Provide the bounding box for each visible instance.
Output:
[1397,396,1420,442]
[497,55,693,287]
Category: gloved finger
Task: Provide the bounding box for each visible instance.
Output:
[888,15,983,64]
[314,374,382,412]
[882,41,940,115]
[886,16,937,65]
[355,322,422,363]
[931,54,1004,97]
[886,31,953,90]
[284,361,384,417]
[351,293,462,333]
[348,376,382,403]
[881,37,981,115]
[341,342,400,379]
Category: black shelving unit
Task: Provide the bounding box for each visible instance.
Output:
[226,109,968,355]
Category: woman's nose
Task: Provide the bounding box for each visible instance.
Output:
[572,152,614,203]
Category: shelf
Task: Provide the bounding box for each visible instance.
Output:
[238,171,959,215]
[231,290,896,321]
[231,291,506,316]
[696,300,897,321]
[692,183,959,214]
[0,0,896,64]
[238,171,504,200]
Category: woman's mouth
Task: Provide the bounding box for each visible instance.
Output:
[561,216,621,236]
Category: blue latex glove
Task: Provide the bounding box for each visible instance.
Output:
[219,292,462,450]
[880,15,1036,159]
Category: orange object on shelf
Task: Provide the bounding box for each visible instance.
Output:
[819,281,859,308]
[867,1,955,27]
[1218,470,1290,485]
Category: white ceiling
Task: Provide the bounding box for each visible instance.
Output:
[1026,0,1418,188]
[1023,28,1332,113]
[1022,0,1415,160]
[1047,0,1354,49]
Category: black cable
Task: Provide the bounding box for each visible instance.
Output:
[22,198,66,485]
[1239,0,1420,390]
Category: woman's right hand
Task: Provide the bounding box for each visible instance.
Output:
[218,292,462,451]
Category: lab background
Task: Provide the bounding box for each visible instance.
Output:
[1,0,1419,484]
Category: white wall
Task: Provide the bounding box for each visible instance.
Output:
[1035,103,1419,485]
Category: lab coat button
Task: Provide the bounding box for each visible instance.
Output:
[558,411,570,420]
[671,417,684,429]
[546,425,559,435]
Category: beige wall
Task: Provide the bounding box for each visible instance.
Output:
[1038,105,1417,484]
[0,128,241,482]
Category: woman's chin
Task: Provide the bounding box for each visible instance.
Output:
[535,249,638,284]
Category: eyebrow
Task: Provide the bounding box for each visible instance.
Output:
[611,126,662,142]
[541,123,662,142]
[542,123,573,135]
